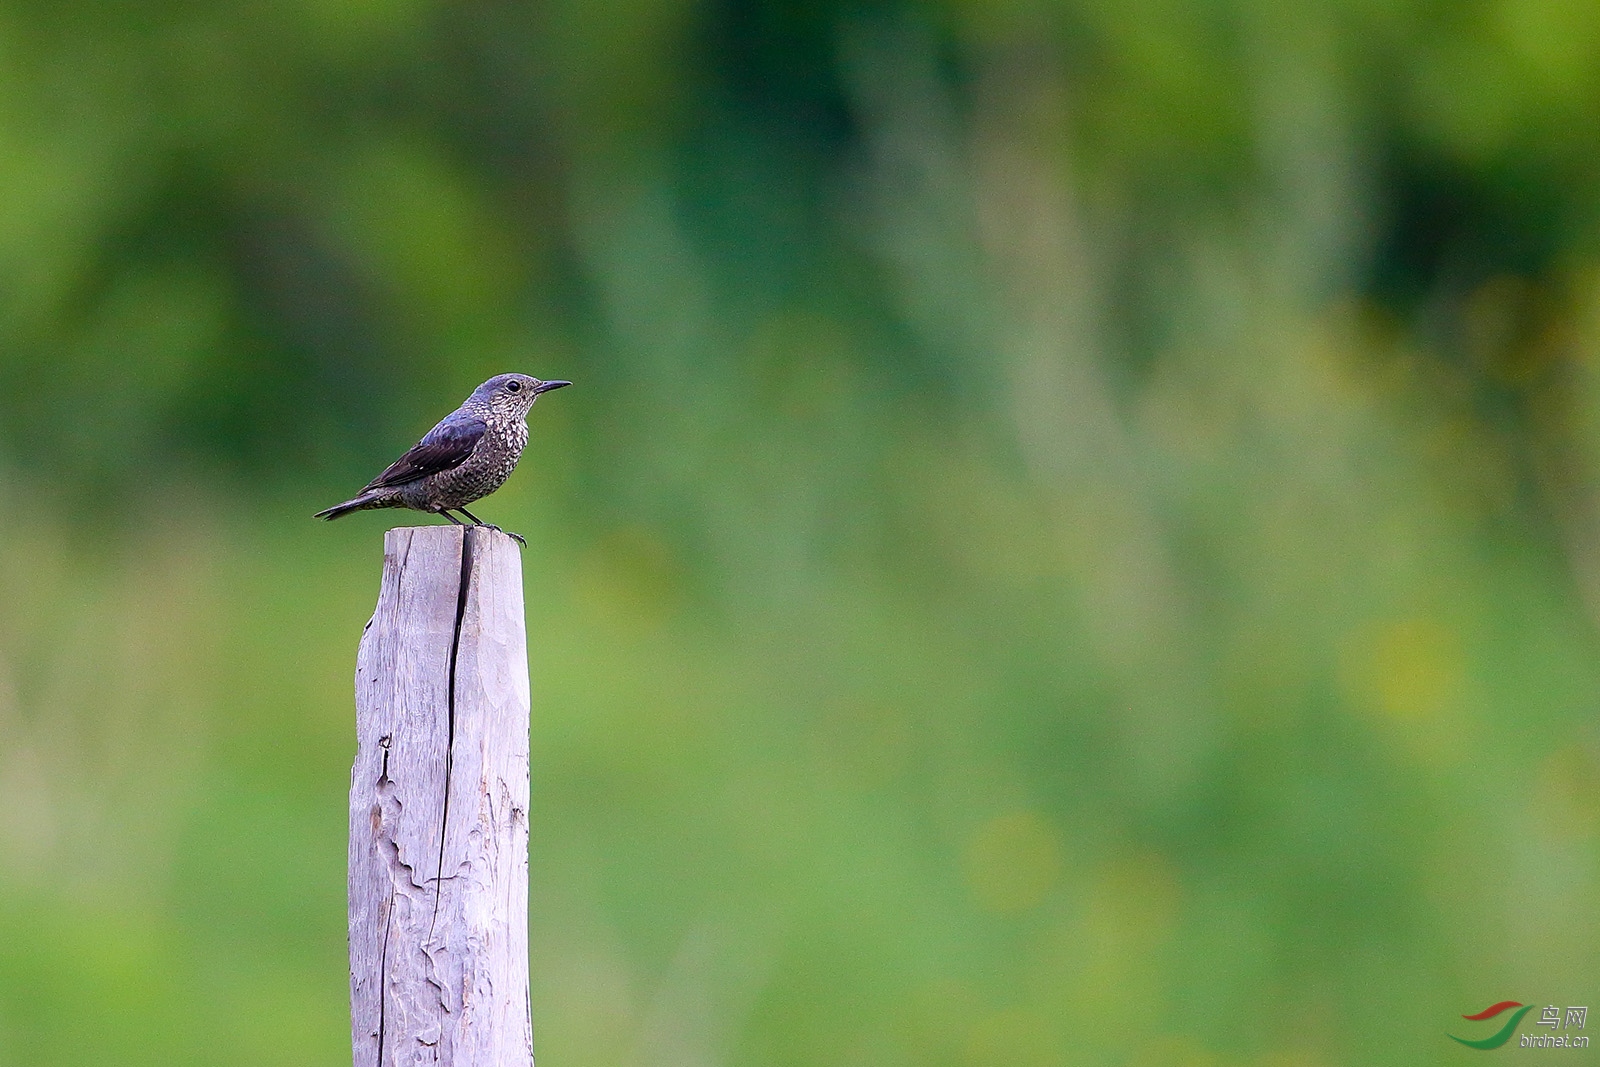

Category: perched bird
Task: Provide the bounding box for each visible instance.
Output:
[315,373,570,546]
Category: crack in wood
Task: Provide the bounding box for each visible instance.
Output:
[375,891,395,1067]
[428,527,475,997]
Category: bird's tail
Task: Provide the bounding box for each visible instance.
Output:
[314,493,385,521]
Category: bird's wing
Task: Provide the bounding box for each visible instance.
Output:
[362,415,486,490]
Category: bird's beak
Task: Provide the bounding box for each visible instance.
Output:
[534,380,571,394]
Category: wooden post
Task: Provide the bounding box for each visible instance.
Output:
[348,526,533,1067]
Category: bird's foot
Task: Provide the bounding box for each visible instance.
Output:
[474,523,526,547]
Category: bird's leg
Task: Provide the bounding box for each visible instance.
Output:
[436,508,468,526]
[455,506,526,547]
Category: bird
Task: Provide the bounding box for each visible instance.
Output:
[315,373,570,546]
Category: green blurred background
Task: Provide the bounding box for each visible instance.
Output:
[2,0,1599,1064]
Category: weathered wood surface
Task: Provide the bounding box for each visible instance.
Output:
[349,525,533,1067]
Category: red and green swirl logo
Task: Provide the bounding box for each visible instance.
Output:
[1449,1002,1533,1049]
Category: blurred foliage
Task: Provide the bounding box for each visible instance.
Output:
[3,0,1600,1065]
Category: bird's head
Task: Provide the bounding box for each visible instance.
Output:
[473,373,571,417]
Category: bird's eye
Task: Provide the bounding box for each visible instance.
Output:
[506,380,522,392]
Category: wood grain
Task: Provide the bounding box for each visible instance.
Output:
[349,525,533,1066]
